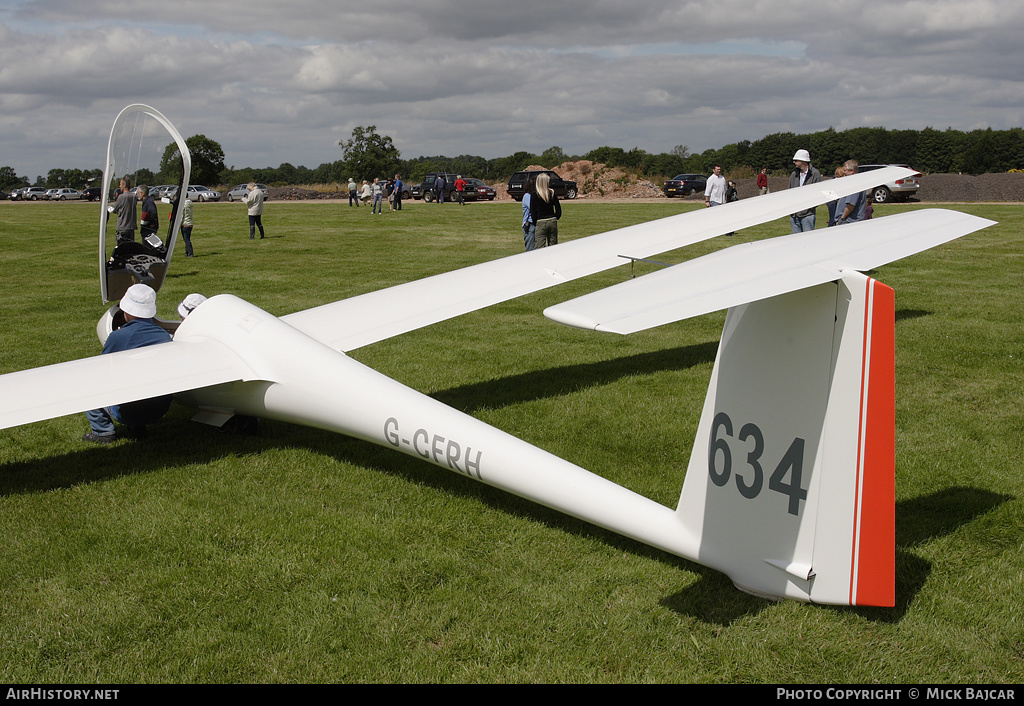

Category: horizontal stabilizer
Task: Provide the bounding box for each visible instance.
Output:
[282,167,918,351]
[0,337,255,430]
[544,209,994,334]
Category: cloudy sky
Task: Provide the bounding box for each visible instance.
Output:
[2,0,1023,180]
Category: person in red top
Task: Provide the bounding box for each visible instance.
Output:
[454,175,466,205]
[757,167,769,195]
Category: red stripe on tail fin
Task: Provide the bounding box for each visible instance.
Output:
[852,279,896,606]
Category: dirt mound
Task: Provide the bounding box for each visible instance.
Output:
[490,161,663,200]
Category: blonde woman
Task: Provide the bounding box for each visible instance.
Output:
[528,172,562,248]
[242,182,265,239]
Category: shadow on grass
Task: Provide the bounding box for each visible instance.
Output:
[896,308,930,323]
[432,341,720,413]
[0,345,1010,628]
[661,487,1013,626]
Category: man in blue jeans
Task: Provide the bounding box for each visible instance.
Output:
[788,149,822,232]
[522,190,536,251]
[83,284,173,443]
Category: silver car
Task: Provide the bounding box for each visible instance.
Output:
[52,188,82,201]
[186,185,220,202]
[226,183,269,202]
[21,187,49,200]
[857,164,921,203]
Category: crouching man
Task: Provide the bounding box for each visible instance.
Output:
[82,284,173,444]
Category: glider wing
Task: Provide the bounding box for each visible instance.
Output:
[0,337,256,431]
[544,209,994,334]
[281,167,917,351]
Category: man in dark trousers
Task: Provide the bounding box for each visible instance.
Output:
[433,174,446,204]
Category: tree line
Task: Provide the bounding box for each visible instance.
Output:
[5,125,1022,193]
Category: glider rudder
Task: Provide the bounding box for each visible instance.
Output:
[675,271,895,605]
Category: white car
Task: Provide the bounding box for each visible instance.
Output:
[226,184,269,202]
[186,185,220,202]
[52,188,82,201]
[857,164,921,203]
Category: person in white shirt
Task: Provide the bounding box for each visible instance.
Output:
[704,165,727,207]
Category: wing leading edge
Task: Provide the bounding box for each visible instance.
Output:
[544,209,995,335]
[0,337,256,431]
[282,167,917,352]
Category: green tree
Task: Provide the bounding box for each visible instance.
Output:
[339,126,401,181]
[160,142,186,184]
[161,135,225,186]
[186,135,226,186]
[539,146,567,167]
[0,166,25,190]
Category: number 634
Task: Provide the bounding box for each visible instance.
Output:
[708,412,808,516]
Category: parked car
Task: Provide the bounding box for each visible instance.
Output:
[52,188,82,201]
[44,188,62,200]
[461,178,496,201]
[150,185,176,199]
[186,185,220,202]
[81,187,102,201]
[506,170,579,201]
[8,187,29,201]
[662,174,708,197]
[855,164,921,203]
[414,173,461,202]
[226,183,269,202]
[21,187,49,201]
[392,180,412,201]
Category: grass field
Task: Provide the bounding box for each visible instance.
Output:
[0,198,1021,683]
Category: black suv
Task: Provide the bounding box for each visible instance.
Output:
[414,173,463,202]
[506,170,578,201]
[662,174,707,197]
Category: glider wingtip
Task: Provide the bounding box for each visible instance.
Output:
[543,305,598,331]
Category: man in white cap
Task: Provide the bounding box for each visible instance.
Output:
[82,283,173,443]
[178,293,207,319]
[788,149,822,232]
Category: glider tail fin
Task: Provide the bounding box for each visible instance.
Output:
[675,271,895,606]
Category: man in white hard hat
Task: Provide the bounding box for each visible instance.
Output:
[788,149,822,232]
[82,284,174,443]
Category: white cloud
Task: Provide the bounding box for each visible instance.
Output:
[1,0,1022,178]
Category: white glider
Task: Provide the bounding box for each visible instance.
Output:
[0,106,995,606]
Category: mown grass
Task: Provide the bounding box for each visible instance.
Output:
[0,198,1021,683]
